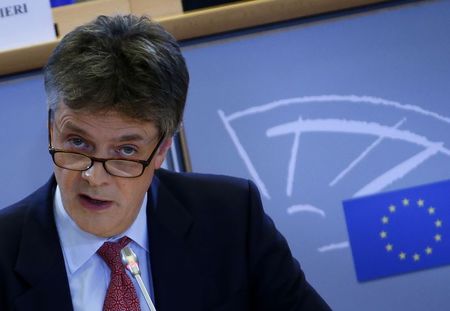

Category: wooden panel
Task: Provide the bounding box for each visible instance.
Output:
[52,0,131,37]
[158,0,389,40]
[0,0,390,76]
[0,40,58,76]
[129,0,183,18]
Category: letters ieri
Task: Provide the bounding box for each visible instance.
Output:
[0,3,28,19]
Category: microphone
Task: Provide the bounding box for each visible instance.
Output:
[121,246,157,311]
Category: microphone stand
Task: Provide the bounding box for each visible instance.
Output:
[121,246,157,311]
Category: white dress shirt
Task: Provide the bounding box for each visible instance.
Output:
[54,186,155,311]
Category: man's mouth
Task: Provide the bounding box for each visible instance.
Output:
[79,194,113,210]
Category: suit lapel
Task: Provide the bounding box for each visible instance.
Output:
[14,177,73,311]
[148,173,208,310]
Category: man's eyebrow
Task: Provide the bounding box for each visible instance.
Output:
[58,122,90,137]
[116,134,147,143]
[59,121,151,143]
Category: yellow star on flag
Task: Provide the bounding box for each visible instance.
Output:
[386,244,393,252]
[417,199,424,207]
[380,231,387,239]
[435,234,442,242]
[435,219,442,228]
[425,247,433,255]
[402,198,409,206]
[388,205,396,213]
[381,216,389,224]
[428,207,435,215]
[399,252,406,260]
[413,253,420,261]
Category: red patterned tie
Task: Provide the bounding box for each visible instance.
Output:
[97,236,141,311]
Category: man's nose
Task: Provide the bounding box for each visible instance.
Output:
[81,161,110,186]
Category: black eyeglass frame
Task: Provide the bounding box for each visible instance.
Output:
[47,110,166,178]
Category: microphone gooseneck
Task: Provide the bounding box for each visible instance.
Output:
[121,246,157,311]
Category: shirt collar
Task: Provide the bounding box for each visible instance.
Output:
[54,185,149,275]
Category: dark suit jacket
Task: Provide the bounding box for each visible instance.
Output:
[0,169,331,310]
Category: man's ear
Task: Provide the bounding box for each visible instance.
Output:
[154,137,173,169]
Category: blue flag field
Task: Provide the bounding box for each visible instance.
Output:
[343,179,450,282]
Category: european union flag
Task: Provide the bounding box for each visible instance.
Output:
[343,179,450,282]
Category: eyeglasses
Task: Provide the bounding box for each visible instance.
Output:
[48,110,165,178]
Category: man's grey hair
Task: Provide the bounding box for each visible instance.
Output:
[44,14,189,137]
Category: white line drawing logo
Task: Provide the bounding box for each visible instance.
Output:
[218,95,450,253]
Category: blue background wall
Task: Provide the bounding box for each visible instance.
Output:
[0,72,51,206]
[1,0,450,309]
[181,0,450,310]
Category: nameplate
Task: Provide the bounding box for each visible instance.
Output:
[0,1,56,52]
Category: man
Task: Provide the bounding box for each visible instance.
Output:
[0,15,331,310]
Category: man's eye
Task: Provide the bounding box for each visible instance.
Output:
[120,146,137,156]
[67,138,88,149]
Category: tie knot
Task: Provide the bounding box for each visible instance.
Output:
[97,236,131,273]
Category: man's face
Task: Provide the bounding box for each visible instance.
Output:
[51,103,171,237]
